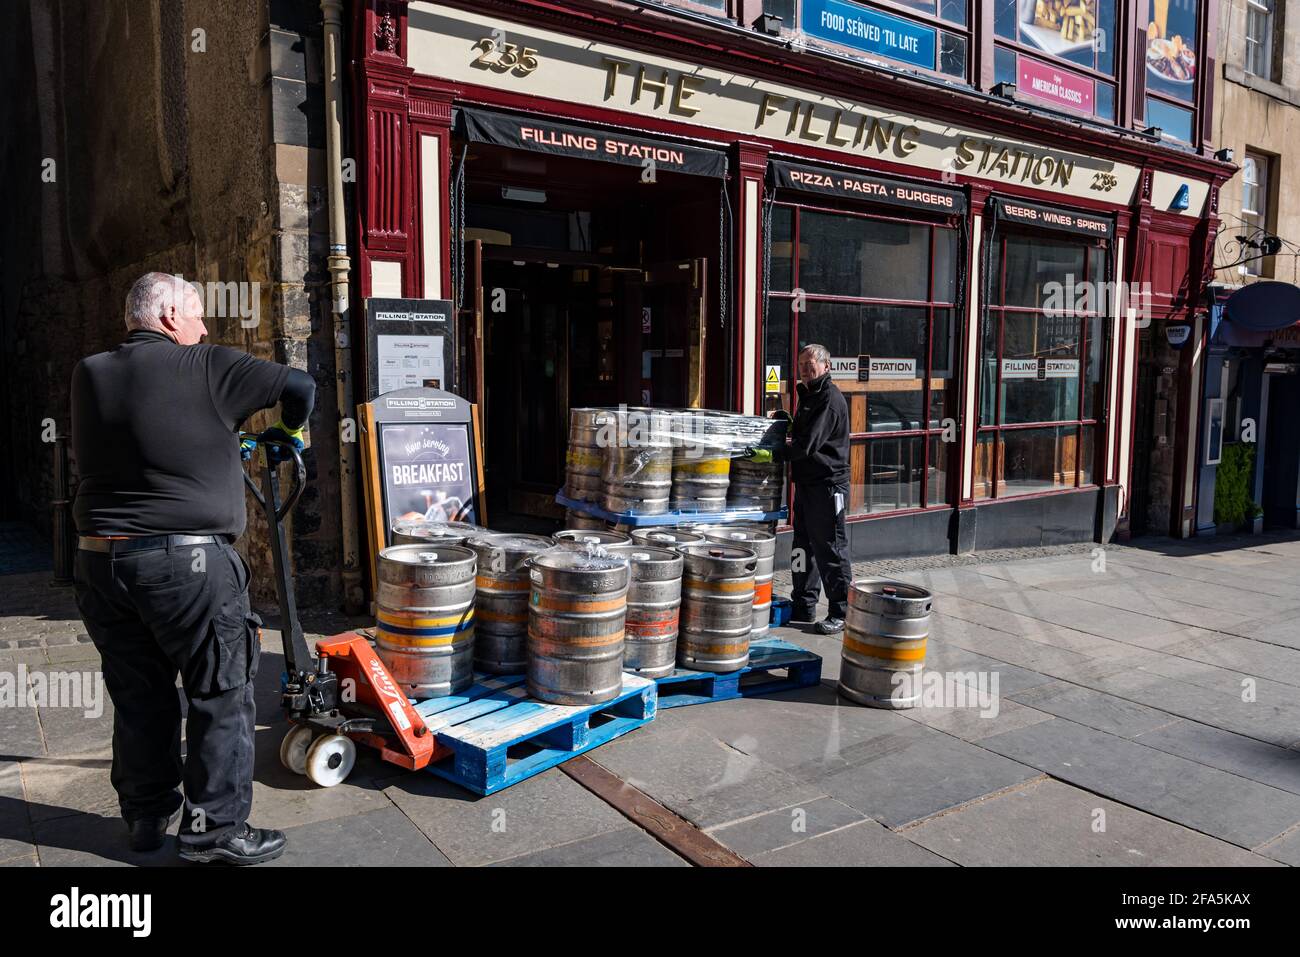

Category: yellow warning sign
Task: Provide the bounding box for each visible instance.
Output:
[765,365,781,394]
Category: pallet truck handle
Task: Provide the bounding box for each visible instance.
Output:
[239,432,306,522]
[239,431,314,678]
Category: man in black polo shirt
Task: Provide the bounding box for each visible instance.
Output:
[71,272,315,864]
[747,343,851,634]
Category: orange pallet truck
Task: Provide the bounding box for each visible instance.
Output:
[242,434,438,787]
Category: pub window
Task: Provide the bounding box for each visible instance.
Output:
[993,0,1118,122]
[767,203,960,515]
[975,233,1109,499]
[1144,0,1202,143]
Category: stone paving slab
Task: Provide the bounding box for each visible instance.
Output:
[28,811,185,867]
[1131,720,1300,796]
[750,819,955,867]
[0,761,36,863]
[382,767,631,867]
[269,806,452,867]
[665,684,916,782]
[590,724,827,830]
[1257,828,1300,866]
[812,722,1043,828]
[978,717,1300,849]
[1159,632,1300,690]
[706,796,868,858]
[897,687,1055,743]
[19,749,119,823]
[1007,682,1179,739]
[1080,665,1300,749]
[903,778,1280,867]
[492,825,689,867]
[922,641,1060,696]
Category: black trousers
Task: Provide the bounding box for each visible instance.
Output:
[73,539,261,847]
[791,480,851,621]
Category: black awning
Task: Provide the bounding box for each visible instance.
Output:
[455,107,728,178]
[989,196,1114,241]
[769,158,966,216]
[1224,281,1300,332]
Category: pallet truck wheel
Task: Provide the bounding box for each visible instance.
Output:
[305,734,356,787]
[279,725,315,775]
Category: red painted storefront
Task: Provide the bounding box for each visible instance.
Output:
[345,0,1232,557]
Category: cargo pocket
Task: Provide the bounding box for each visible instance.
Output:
[198,611,262,696]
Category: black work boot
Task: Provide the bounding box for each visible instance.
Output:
[179,823,287,865]
[813,617,845,635]
[126,808,181,853]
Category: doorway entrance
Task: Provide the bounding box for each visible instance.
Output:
[1263,367,1300,529]
[457,142,725,525]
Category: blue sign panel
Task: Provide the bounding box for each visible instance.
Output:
[802,0,937,71]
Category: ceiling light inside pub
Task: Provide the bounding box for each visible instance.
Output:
[502,186,547,203]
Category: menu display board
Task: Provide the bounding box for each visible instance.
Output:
[358,388,486,593]
[364,297,457,400]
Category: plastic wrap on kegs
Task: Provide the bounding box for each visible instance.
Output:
[699,526,776,641]
[669,410,732,512]
[629,527,706,549]
[677,542,756,673]
[726,414,789,511]
[527,548,630,705]
[601,407,673,515]
[552,528,632,549]
[391,519,485,548]
[466,533,552,675]
[563,509,608,531]
[604,544,683,678]
[565,408,613,503]
[374,544,477,698]
[839,579,932,709]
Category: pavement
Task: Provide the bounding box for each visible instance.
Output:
[2,527,1300,867]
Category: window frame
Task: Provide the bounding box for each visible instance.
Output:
[766,198,963,516]
[1241,150,1274,277]
[975,230,1110,500]
[1245,0,1274,80]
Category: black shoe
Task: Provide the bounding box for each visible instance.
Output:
[126,808,180,853]
[790,607,817,624]
[813,617,845,635]
[178,823,286,866]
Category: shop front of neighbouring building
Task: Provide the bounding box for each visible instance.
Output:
[348,0,1229,561]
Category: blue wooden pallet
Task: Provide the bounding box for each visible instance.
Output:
[654,637,822,709]
[555,492,786,527]
[411,673,657,796]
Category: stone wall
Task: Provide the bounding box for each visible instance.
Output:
[0,0,345,610]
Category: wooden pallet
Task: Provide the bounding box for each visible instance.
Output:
[412,673,657,796]
[654,637,822,709]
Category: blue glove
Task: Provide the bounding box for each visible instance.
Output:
[260,421,305,464]
[239,435,258,461]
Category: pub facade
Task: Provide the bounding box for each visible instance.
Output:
[346,0,1231,559]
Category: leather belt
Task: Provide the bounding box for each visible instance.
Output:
[77,534,228,555]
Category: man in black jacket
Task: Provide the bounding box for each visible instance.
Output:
[71,272,315,864]
[748,343,851,634]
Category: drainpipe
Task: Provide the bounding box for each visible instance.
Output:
[321,0,363,614]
